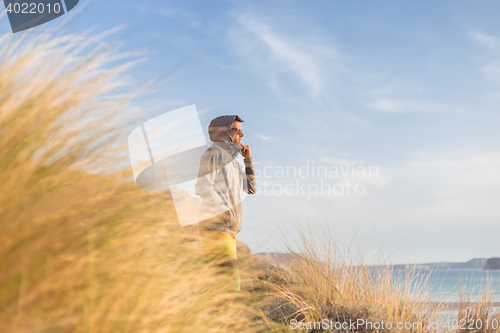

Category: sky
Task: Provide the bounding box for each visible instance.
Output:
[2,0,500,264]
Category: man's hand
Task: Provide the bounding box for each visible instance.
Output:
[240,144,252,159]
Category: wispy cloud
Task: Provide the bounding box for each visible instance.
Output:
[469,31,500,50]
[228,14,337,98]
[228,13,464,117]
[469,31,500,83]
[368,98,465,113]
[253,132,280,142]
[226,12,368,142]
[381,149,500,223]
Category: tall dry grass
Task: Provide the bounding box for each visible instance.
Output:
[249,221,500,333]
[251,222,446,332]
[0,32,258,332]
[2,30,498,333]
[455,290,500,333]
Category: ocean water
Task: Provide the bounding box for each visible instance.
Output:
[393,268,500,302]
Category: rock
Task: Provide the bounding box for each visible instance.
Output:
[485,257,500,270]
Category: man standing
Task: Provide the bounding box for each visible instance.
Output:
[195,115,256,292]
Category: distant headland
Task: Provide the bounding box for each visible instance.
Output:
[253,254,500,270]
[367,257,500,270]
[485,257,500,270]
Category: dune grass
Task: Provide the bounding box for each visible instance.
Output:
[249,223,500,333]
[454,290,500,333]
[0,32,259,333]
[248,223,437,332]
[1,30,498,333]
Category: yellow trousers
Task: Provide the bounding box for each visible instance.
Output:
[198,229,240,292]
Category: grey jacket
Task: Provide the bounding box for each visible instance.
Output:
[195,115,256,235]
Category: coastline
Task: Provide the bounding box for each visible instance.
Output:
[424,302,500,310]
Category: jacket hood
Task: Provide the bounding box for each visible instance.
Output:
[208,115,241,157]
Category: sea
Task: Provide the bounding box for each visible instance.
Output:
[397,268,500,303]
[395,268,500,329]
[375,267,500,331]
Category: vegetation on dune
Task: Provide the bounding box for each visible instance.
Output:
[249,223,434,332]
[251,224,500,332]
[0,32,257,333]
[1,31,499,333]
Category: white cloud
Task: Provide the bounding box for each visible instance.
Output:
[469,31,500,82]
[242,148,500,262]
[374,149,500,225]
[367,98,465,113]
[368,98,404,112]
[228,14,467,117]
[396,151,500,196]
[469,31,500,51]
[228,14,337,98]
[253,132,280,142]
[320,158,362,167]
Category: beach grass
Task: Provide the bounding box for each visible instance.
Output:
[0,32,257,333]
[454,290,500,333]
[247,222,438,332]
[248,223,500,333]
[1,30,499,333]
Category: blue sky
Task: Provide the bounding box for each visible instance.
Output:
[3,0,500,264]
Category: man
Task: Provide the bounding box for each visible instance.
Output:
[195,115,256,292]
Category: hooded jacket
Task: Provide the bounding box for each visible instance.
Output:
[195,115,256,235]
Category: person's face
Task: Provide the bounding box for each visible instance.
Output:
[231,121,243,145]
